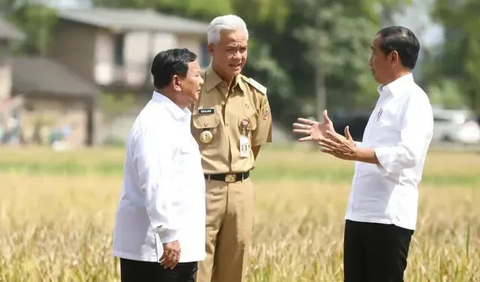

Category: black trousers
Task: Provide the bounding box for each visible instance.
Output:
[343,220,414,282]
[120,258,198,282]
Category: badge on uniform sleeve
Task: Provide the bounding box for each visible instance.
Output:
[199,130,213,144]
[262,98,270,120]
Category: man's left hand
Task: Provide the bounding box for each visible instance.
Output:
[318,126,357,160]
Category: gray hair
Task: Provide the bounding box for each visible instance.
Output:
[207,14,249,45]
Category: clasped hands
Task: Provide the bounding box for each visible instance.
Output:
[292,110,358,160]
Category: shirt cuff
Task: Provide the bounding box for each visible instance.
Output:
[156,228,179,243]
[373,147,394,176]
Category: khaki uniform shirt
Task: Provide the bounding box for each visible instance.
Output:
[190,65,272,174]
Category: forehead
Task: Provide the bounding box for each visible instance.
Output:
[219,30,247,46]
[187,60,200,72]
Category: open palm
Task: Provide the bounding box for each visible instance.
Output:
[292,110,335,142]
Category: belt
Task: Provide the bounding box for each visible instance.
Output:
[204,171,250,183]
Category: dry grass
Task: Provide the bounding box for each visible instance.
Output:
[0,146,479,281]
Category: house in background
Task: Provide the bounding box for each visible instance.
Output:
[46,7,210,98]
[0,16,25,101]
[0,16,25,145]
[11,56,101,147]
[43,7,211,144]
[1,16,101,148]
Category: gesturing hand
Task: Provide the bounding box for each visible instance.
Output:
[292,110,336,142]
[159,241,181,269]
[318,126,357,160]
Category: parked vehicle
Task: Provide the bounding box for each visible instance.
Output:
[331,111,371,141]
[432,107,480,144]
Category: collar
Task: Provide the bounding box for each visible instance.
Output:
[377,73,414,96]
[151,91,190,120]
[203,64,247,93]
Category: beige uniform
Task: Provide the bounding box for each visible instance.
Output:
[191,65,272,282]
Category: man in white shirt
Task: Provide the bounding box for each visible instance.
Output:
[112,48,206,282]
[293,26,434,282]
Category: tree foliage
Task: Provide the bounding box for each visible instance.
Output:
[429,0,480,112]
[2,0,417,127]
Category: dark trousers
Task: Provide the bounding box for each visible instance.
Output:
[120,258,198,282]
[343,220,414,282]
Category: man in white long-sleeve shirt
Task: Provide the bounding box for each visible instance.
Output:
[112,48,205,282]
[293,26,433,282]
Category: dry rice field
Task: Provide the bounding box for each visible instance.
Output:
[0,146,479,282]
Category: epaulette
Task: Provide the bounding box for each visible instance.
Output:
[242,76,267,95]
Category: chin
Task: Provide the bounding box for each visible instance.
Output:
[193,93,200,101]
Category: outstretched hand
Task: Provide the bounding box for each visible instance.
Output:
[292,110,336,142]
[318,126,357,160]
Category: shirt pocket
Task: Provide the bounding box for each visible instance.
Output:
[237,116,257,138]
[372,105,401,142]
[176,144,201,188]
[192,114,221,148]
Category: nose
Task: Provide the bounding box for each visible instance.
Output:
[233,50,242,60]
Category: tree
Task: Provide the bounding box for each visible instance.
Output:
[429,0,480,113]
[0,0,58,55]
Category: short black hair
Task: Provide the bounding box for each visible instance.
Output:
[150,48,197,89]
[376,26,420,70]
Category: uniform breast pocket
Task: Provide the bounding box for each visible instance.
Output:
[237,116,257,138]
[192,114,221,148]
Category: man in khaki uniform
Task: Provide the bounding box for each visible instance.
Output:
[190,14,272,282]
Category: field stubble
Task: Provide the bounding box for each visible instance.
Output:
[0,147,479,281]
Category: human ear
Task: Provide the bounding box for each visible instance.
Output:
[390,50,399,66]
[172,75,182,91]
[207,43,215,56]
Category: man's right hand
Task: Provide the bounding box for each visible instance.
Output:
[159,240,181,269]
[292,110,337,142]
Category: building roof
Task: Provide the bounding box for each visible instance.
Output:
[56,7,209,34]
[12,56,100,98]
[0,16,25,41]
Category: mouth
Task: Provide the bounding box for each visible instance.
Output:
[230,63,242,70]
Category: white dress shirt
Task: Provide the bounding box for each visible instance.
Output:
[112,91,206,263]
[345,73,434,231]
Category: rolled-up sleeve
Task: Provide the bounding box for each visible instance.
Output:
[373,95,433,176]
[133,124,179,243]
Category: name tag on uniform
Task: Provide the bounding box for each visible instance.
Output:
[198,108,215,115]
[239,136,250,158]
